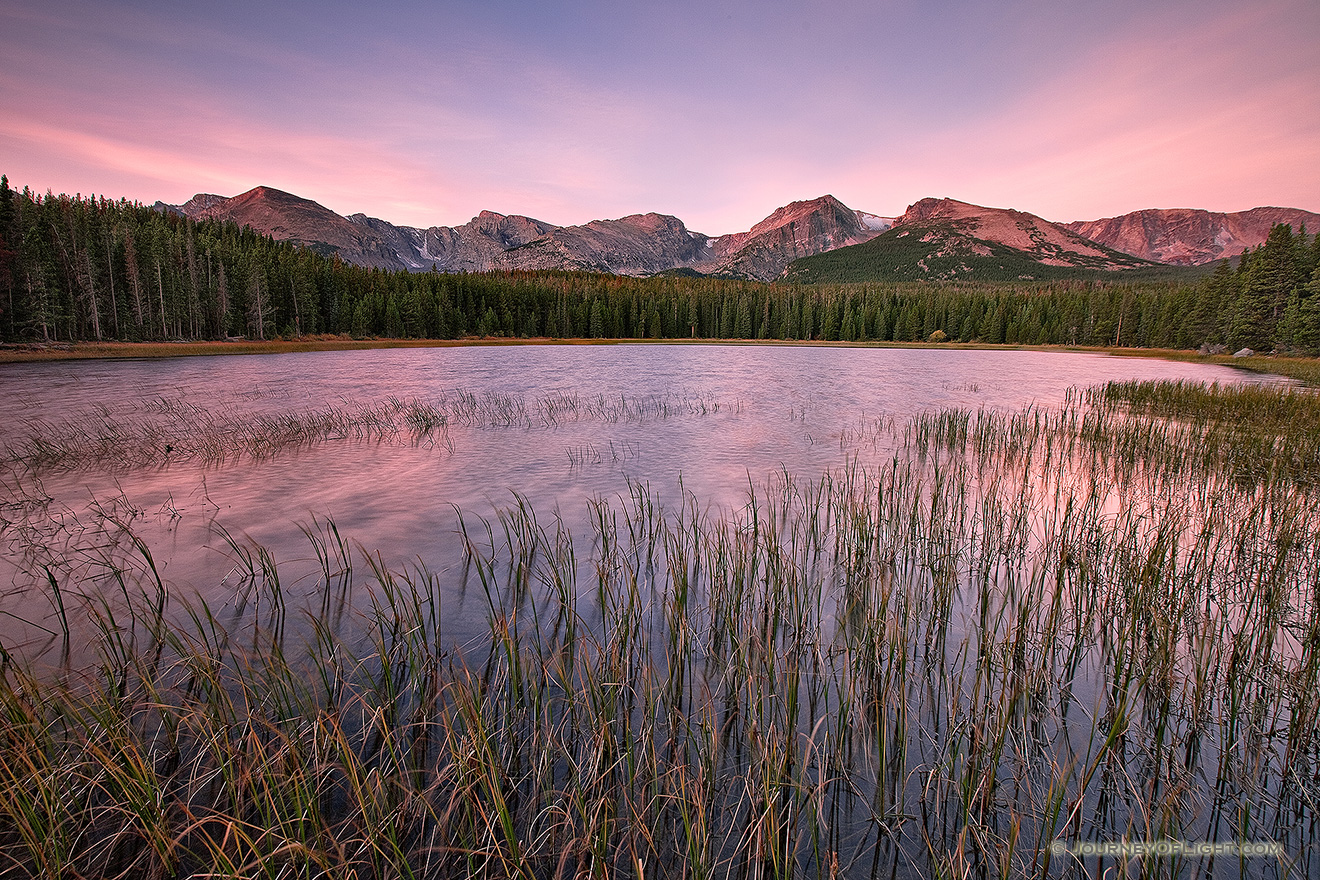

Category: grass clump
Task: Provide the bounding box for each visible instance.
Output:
[1093,378,1320,429]
[1088,379,1320,486]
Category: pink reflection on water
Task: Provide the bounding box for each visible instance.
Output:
[0,344,1285,659]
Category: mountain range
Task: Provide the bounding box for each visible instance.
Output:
[159,188,893,281]
[157,187,1318,282]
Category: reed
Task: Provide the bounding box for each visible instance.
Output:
[0,390,727,472]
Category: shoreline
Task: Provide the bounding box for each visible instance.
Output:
[2,336,1316,384]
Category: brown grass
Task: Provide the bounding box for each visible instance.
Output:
[0,336,621,363]
[1099,348,1320,385]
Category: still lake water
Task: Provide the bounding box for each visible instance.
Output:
[0,344,1280,643]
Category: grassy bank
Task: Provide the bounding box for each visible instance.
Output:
[1099,347,1320,386]
[0,380,1315,877]
[0,336,613,364]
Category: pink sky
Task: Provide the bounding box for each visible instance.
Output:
[2,0,1317,233]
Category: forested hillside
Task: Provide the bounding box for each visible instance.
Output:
[2,178,1318,353]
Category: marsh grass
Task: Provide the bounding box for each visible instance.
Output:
[1,390,727,471]
[0,380,1316,878]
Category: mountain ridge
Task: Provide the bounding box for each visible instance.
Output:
[161,189,895,282]
[894,198,1153,270]
[783,198,1161,283]
[164,186,411,270]
[156,186,1316,281]
[1064,206,1320,265]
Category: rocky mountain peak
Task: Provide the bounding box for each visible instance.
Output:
[229,186,313,208]
[597,213,690,235]
[898,198,995,225]
[179,193,229,214]
[709,195,886,281]
[171,186,409,270]
[891,197,1146,269]
[746,195,852,237]
[1064,206,1320,265]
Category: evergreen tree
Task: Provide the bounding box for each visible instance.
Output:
[350,298,371,338]
[1298,267,1320,354]
[246,263,269,340]
[0,175,14,338]
[1232,224,1299,350]
[384,296,404,338]
[735,296,752,339]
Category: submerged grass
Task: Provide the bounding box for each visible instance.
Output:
[0,380,1316,878]
[0,390,727,471]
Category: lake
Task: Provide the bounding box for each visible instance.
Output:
[0,343,1308,879]
[0,345,1272,630]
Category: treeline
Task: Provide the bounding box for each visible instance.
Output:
[2,177,1318,352]
[1191,223,1320,352]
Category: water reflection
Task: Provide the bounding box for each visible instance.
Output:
[0,346,1285,649]
[0,353,1246,578]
